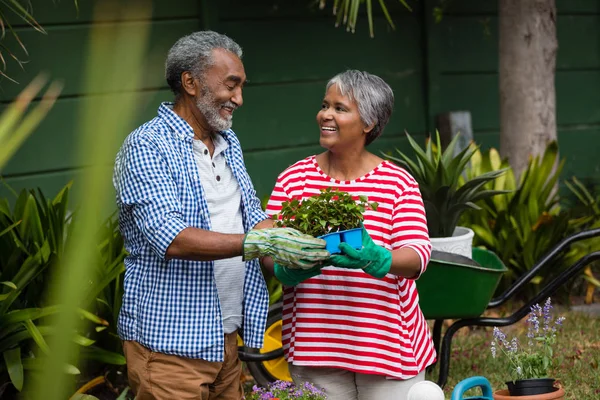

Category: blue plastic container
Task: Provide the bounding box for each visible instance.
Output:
[319,227,362,254]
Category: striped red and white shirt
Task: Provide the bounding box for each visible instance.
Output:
[266,155,436,379]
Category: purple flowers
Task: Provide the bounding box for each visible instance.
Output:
[246,380,327,400]
[490,298,566,381]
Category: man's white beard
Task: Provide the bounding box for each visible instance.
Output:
[196,88,234,132]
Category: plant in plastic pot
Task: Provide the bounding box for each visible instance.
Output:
[490,298,566,399]
[273,187,377,254]
[383,131,509,258]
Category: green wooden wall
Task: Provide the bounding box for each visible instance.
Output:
[1,0,599,203]
[424,0,600,182]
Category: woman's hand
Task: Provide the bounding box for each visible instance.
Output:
[328,227,392,278]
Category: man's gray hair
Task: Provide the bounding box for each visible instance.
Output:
[165,31,243,98]
[326,70,394,146]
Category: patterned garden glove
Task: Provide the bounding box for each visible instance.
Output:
[328,227,392,278]
[243,227,329,270]
[274,262,323,286]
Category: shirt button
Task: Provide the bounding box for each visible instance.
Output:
[204,149,208,155]
[216,175,221,182]
[212,162,216,168]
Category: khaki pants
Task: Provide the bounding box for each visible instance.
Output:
[123,332,243,400]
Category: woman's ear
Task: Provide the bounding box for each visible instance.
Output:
[181,71,198,97]
[363,122,376,135]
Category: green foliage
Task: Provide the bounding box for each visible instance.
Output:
[458,142,578,295]
[383,131,509,238]
[274,187,378,237]
[0,0,46,81]
[562,177,600,292]
[318,0,413,38]
[0,184,125,393]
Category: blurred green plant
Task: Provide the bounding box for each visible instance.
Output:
[78,214,127,365]
[0,183,124,395]
[383,131,509,238]
[26,1,150,398]
[0,75,61,170]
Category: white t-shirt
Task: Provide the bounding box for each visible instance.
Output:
[192,134,245,334]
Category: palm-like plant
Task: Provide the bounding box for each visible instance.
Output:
[318,0,413,37]
[0,184,123,394]
[0,0,46,81]
[383,131,509,238]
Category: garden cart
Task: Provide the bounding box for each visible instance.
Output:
[238,228,600,389]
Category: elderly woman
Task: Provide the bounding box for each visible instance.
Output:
[264,70,436,399]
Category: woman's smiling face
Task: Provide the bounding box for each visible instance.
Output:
[317,84,372,151]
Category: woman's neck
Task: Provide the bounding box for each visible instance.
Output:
[318,149,380,181]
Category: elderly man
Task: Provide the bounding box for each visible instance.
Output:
[112,31,329,399]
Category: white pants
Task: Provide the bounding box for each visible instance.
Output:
[289,364,425,400]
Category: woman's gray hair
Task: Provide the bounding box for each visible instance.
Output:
[165,31,243,98]
[326,70,394,146]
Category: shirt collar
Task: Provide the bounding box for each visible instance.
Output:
[158,102,194,141]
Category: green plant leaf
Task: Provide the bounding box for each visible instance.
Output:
[22,357,80,374]
[3,347,23,391]
[0,281,17,301]
[0,305,60,327]
[0,219,20,238]
[79,346,126,365]
[23,320,50,355]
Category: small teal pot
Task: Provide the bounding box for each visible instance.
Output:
[319,227,362,254]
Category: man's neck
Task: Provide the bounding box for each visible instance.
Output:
[172,98,213,141]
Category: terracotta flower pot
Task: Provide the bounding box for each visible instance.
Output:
[493,387,565,400]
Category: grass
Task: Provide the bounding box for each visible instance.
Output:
[426,309,600,399]
[242,308,600,399]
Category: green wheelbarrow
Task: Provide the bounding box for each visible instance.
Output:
[417,248,508,320]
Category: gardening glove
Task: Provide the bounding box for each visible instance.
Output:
[328,227,392,278]
[243,227,330,270]
[274,262,323,286]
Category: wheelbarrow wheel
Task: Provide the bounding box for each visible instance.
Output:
[246,302,291,387]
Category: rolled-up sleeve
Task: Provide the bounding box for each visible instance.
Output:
[241,171,269,229]
[114,136,188,258]
[391,180,432,279]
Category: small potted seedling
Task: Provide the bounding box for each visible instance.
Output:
[274,187,378,254]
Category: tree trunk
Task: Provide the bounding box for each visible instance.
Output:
[499,0,558,179]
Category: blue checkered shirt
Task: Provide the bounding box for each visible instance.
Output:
[113,102,269,361]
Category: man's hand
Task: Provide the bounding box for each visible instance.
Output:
[243,228,329,269]
[328,227,392,278]
[274,262,323,286]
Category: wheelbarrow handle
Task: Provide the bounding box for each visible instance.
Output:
[237,347,283,362]
[488,227,600,309]
[451,376,494,400]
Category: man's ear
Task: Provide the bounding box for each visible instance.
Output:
[181,71,198,97]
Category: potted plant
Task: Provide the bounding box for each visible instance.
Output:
[273,187,378,254]
[246,379,327,400]
[383,131,509,258]
[490,298,566,399]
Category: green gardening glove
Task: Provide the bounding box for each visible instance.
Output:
[243,227,329,270]
[274,262,323,286]
[328,227,392,278]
